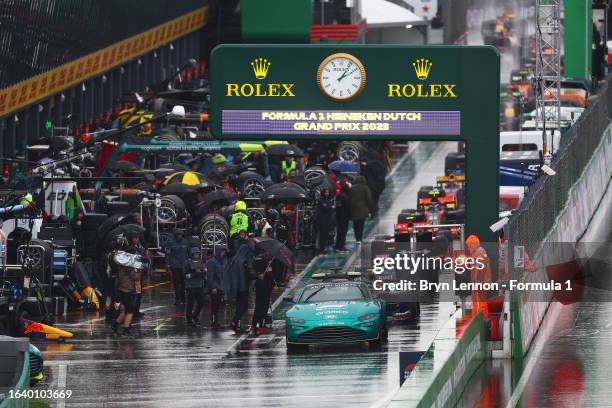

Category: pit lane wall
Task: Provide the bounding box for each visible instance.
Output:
[514,121,612,355]
[387,311,486,408]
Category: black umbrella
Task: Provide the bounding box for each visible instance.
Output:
[108,160,141,171]
[259,183,308,204]
[251,237,294,269]
[97,214,130,242]
[265,144,304,157]
[202,189,239,207]
[106,224,146,248]
[265,182,306,193]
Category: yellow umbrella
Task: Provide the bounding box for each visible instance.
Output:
[163,171,207,186]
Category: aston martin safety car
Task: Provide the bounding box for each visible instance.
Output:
[284,274,387,351]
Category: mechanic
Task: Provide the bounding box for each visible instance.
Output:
[224,230,253,333]
[465,235,492,320]
[229,201,250,250]
[317,188,336,253]
[280,155,298,180]
[183,247,206,327]
[206,246,227,329]
[166,229,189,305]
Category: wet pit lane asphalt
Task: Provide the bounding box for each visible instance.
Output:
[31,142,460,408]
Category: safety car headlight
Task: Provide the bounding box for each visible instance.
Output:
[358,313,376,321]
[289,317,305,323]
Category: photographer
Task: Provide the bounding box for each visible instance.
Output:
[111,234,145,338]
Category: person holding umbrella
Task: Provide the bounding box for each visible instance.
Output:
[206,246,228,329]
[183,247,206,327]
[127,231,149,319]
[251,236,294,288]
[166,229,190,305]
[251,256,273,335]
[224,231,253,333]
[111,232,145,338]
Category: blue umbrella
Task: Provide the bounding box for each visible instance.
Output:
[328,160,359,174]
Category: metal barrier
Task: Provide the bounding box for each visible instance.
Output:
[509,80,612,254]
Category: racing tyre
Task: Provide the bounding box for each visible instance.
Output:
[304,166,327,185]
[17,239,52,281]
[237,171,266,199]
[158,195,185,224]
[370,326,387,349]
[199,215,229,247]
[337,141,362,163]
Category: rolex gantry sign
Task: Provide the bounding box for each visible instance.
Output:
[211,44,501,241]
[210,45,496,139]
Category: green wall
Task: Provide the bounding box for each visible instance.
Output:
[242,0,312,43]
[564,0,592,81]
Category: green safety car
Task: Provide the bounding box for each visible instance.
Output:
[284,274,387,351]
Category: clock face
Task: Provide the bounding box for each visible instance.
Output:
[317,53,366,102]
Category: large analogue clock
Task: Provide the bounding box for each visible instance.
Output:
[317,53,366,102]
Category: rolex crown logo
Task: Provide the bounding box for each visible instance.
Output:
[251,58,271,80]
[412,58,432,80]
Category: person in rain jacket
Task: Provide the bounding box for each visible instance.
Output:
[183,247,206,327]
[335,178,351,251]
[206,246,228,329]
[317,188,336,253]
[361,153,387,216]
[251,256,273,334]
[348,175,374,243]
[166,229,190,305]
[223,235,253,333]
